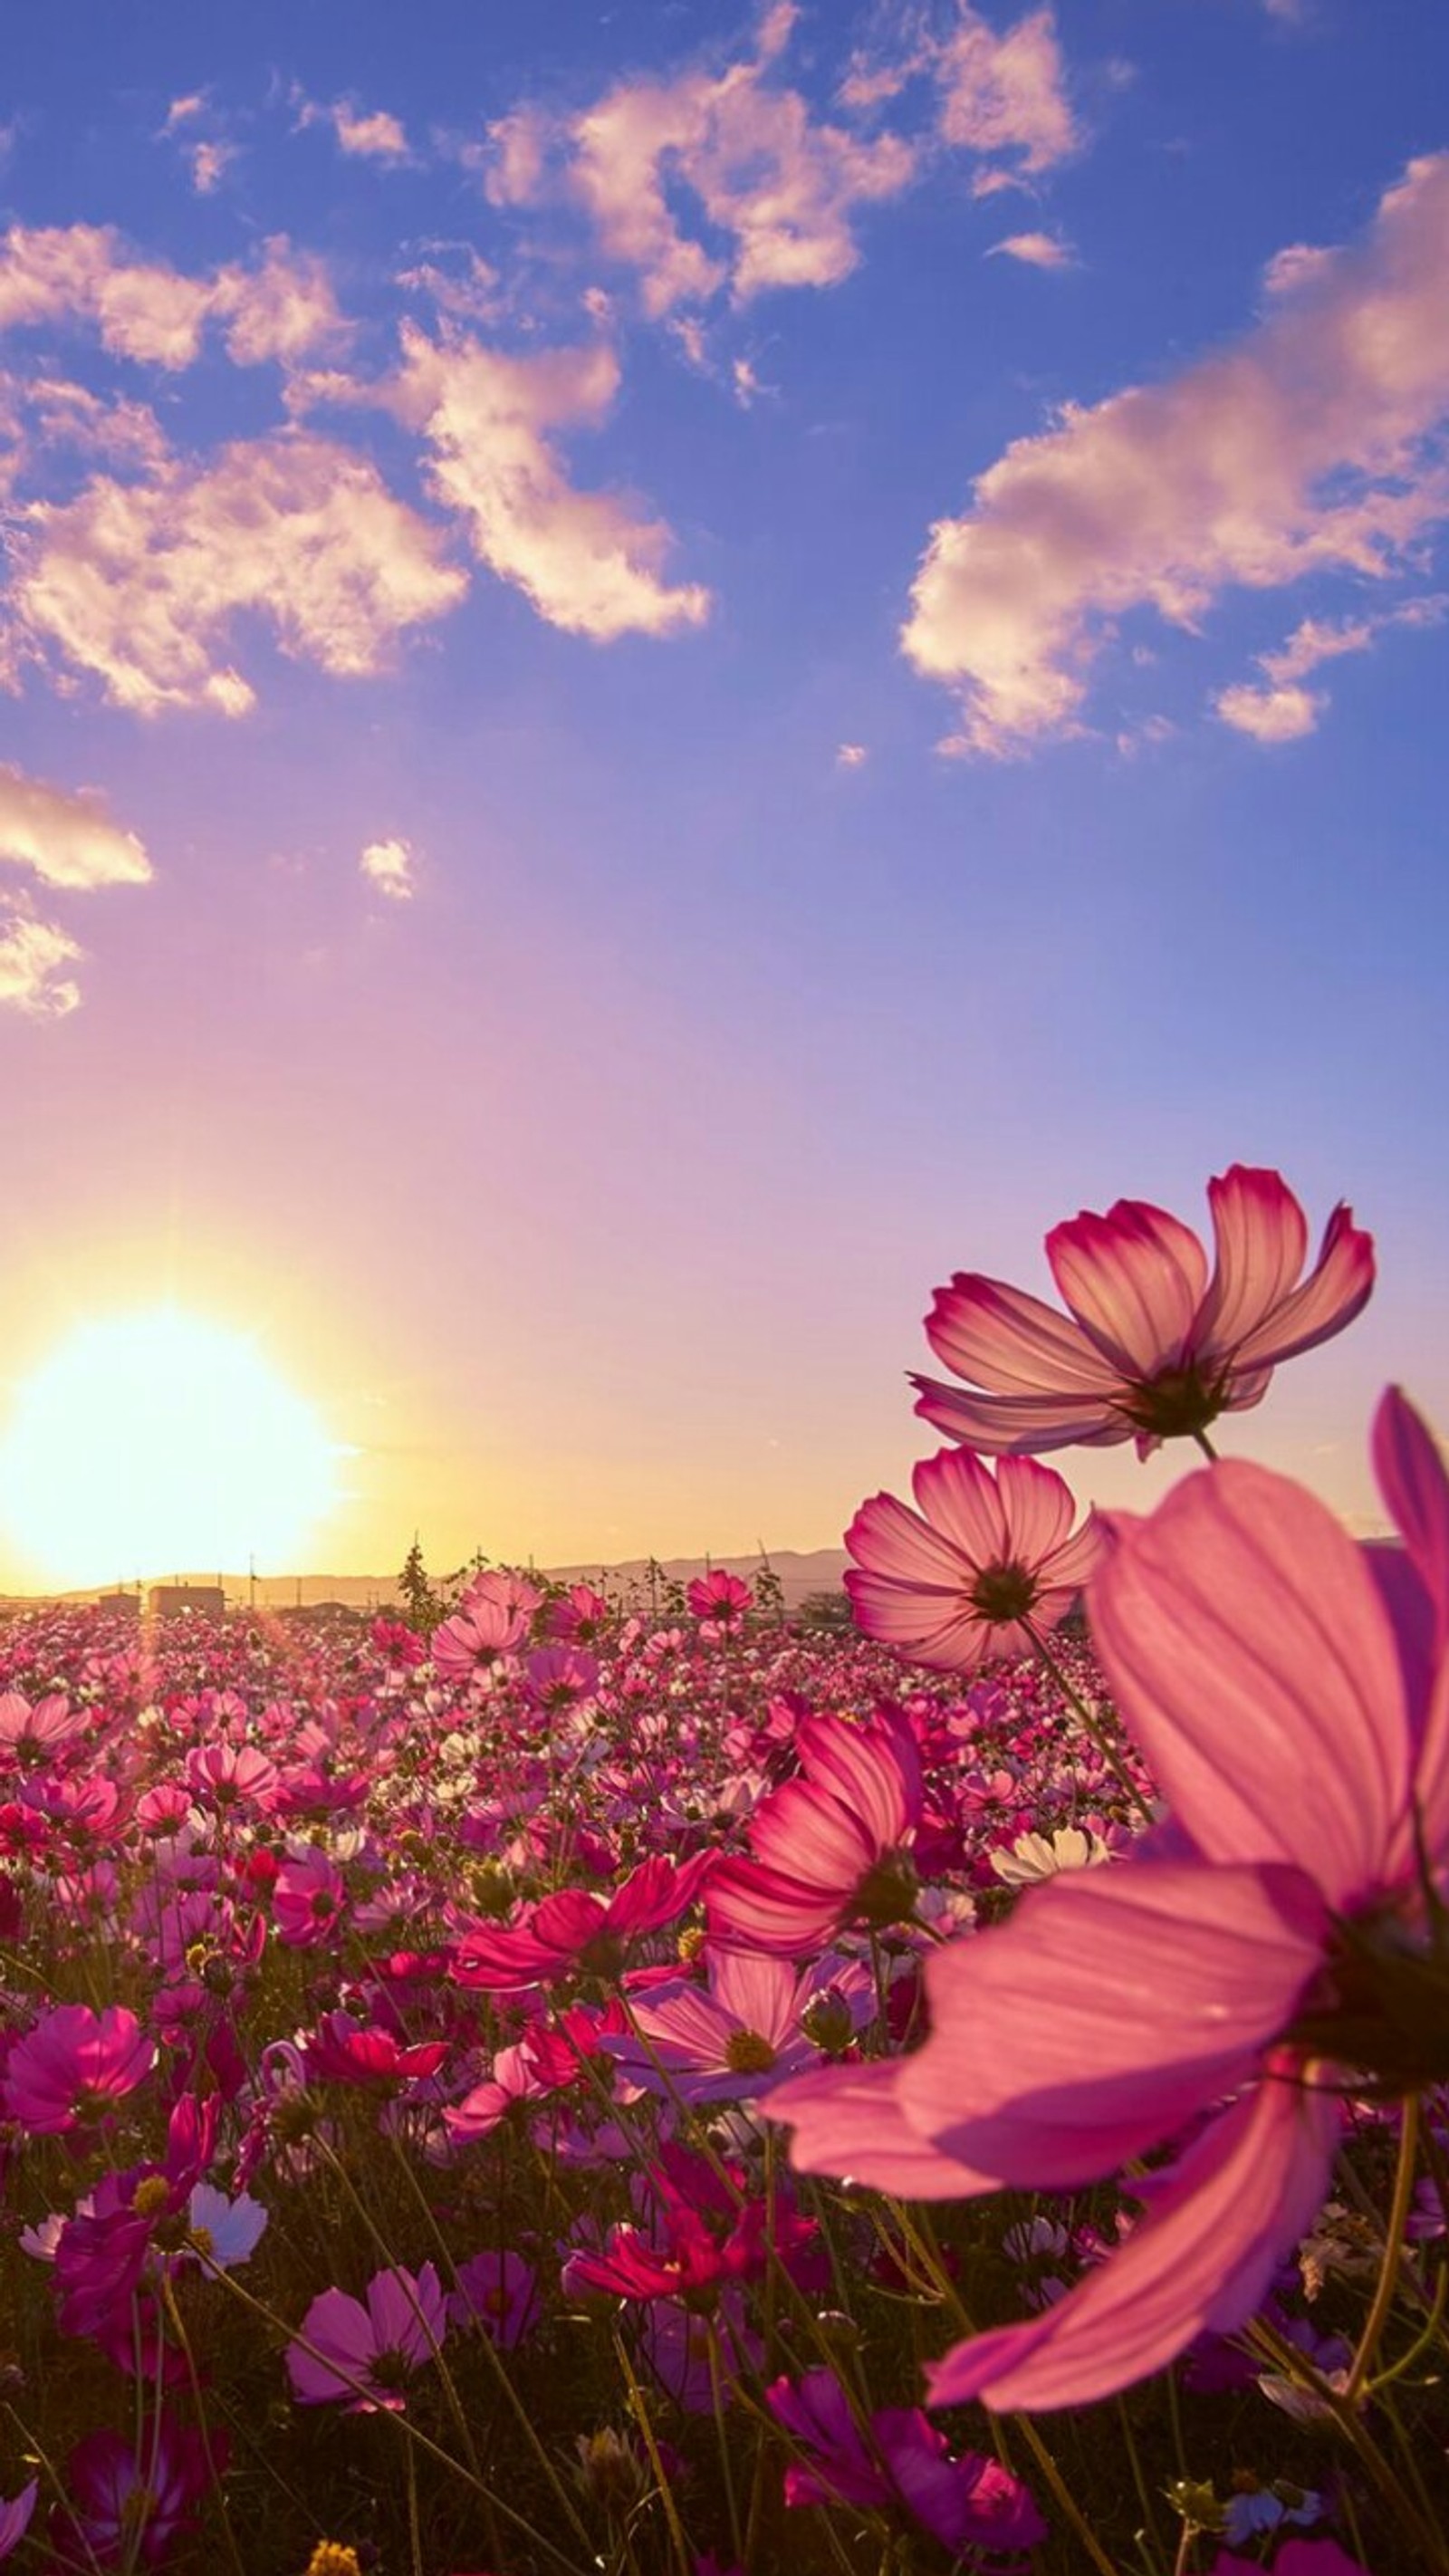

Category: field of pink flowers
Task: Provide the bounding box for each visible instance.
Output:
[0,1167,1444,2576]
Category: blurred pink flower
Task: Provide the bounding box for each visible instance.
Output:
[913,1165,1374,1458]
[846,1448,1104,1668]
[774,1392,1448,2412]
[432,1570,542,1684]
[287,2262,447,2410]
[767,2368,1045,2552]
[4,2004,154,2134]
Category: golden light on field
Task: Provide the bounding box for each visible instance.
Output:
[0,1308,341,1588]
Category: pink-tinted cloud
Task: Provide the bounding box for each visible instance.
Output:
[0,764,152,889]
[935,6,1079,174]
[1214,592,1447,741]
[330,101,412,163]
[985,229,1075,269]
[12,430,466,714]
[0,904,82,1017]
[841,5,1078,187]
[0,226,343,370]
[489,15,915,315]
[396,325,711,639]
[904,153,1449,754]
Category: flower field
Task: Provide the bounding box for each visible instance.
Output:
[0,1168,1444,2576]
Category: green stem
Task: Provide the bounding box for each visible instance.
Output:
[1346,2093,1420,2401]
[1026,1623,1155,1823]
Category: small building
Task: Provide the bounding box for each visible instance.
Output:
[96,1590,142,1619]
[147,1584,227,1620]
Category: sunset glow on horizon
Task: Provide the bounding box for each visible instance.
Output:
[0,0,1444,1590]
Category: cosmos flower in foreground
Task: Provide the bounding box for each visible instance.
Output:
[706,1706,923,1955]
[846,1447,1104,1668]
[287,2263,447,2410]
[913,1164,1374,1457]
[3,2003,155,2134]
[772,1390,1447,2412]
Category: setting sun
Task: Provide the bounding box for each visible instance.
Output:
[0,1308,341,1588]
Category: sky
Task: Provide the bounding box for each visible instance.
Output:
[0,0,1445,1588]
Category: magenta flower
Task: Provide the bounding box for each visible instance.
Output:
[432,1570,541,1683]
[913,1164,1374,1457]
[52,2424,213,2567]
[767,2369,1045,2553]
[774,1391,1449,2412]
[846,1448,1104,1669]
[4,2003,155,2134]
[287,2261,447,2410]
[453,1853,706,1989]
[707,1707,922,1955]
[273,1844,347,1946]
[686,1570,753,1626]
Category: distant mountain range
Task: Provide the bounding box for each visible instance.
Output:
[0,1547,850,1616]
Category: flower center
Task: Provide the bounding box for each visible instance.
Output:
[853,1851,919,1928]
[1287,1909,1449,2095]
[1117,1360,1231,1440]
[969,1562,1039,1622]
[724,2027,778,2074]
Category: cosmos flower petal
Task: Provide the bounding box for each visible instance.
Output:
[1197,1166,1309,1350]
[926,2075,1339,2412]
[1226,1200,1375,1370]
[771,2057,1001,2195]
[912,1375,1127,1453]
[897,1860,1326,2188]
[1091,1462,1410,1907]
[924,1274,1120,1398]
[1047,1199,1209,1375]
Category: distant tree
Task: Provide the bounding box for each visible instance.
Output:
[754,1549,787,1627]
[398,1538,442,1636]
[796,1589,854,1634]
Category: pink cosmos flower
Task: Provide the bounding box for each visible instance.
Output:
[773,1390,1448,2413]
[4,2003,155,2134]
[432,1570,541,1684]
[602,1949,871,2102]
[287,2261,447,2409]
[273,1845,347,1946]
[452,1854,707,1990]
[767,2369,1045,2553]
[303,2009,448,2092]
[913,1165,1374,1457]
[707,1707,922,1955]
[686,1570,753,1627]
[846,1448,1104,1669]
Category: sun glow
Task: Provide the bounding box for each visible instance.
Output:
[0,1308,342,1588]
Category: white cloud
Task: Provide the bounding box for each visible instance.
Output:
[0,905,82,1016]
[186,140,240,196]
[1215,592,1447,740]
[0,764,152,888]
[903,154,1449,755]
[985,228,1075,269]
[489,17,915,315]
[1213,679,1320,742]
[0,225,344,370]
[360,835,416,899]
[331,101,412,163]
[13,429,467,714]
[836,740,868,765]
[841,4,1078,185]
[396,324,711,639]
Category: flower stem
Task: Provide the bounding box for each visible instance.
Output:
[1025,1623,1155,1824]
[1346,2092,1421,2401]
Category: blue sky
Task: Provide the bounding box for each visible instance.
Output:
[0,0,1444,1583]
